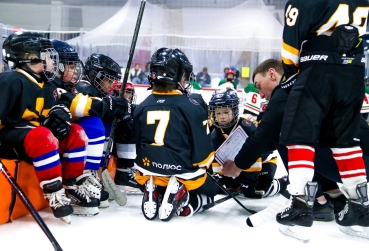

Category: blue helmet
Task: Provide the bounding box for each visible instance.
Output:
[51,39,82,83]
[209,88,239,129]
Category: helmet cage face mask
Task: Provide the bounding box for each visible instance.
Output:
[36,47,59,81]
[209,90,239,129]
[125,84,136,103]
[185,72,196,94]
[93,71,120,95]
[59,60,82,83]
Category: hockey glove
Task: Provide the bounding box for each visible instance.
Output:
[116,113,135,144]
[103,96,130,120]
[42,104,72,140]
[280,73,298,94]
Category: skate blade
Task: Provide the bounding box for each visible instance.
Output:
[339,225,369,240]
[59,215,71,224]
[278,224,311,243]
[117,185,143,195]
[98,200,110,208]
[72,206,99,217]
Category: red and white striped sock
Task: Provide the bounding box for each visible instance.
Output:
[331,146,367,199]
[287,144,315,195]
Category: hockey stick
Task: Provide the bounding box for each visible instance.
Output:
[202,191,241,211]
[100,0,146,206]
[207,171,257,214]
[0,162,63,251]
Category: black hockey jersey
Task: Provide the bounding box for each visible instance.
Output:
[281,0,369,79]
[0,69,60,127]
[134,90,214,179]
[211,117,262,173]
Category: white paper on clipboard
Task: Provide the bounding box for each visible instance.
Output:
[215,125,248,166]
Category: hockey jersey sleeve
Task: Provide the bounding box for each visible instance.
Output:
[281,0,309,80]
[58,92,117,120]
[188,108,214,169]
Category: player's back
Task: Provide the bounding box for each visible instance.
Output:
[285,0,369,39]
[134,91,210,175]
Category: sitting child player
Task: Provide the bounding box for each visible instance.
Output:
[209,88,287,198]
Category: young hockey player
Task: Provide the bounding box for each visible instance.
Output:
[51,40,128,208]
[109,81,142,194]
[242,83,261,122]
[209,88,287,199]
[0,32,101,223]
[134,47,219,221]
[218,69,237,89]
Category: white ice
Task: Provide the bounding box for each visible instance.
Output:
[0,157,368,251]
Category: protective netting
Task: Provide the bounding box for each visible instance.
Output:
[65,0,283,81]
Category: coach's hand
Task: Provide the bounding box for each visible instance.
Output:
[222,160,243,177]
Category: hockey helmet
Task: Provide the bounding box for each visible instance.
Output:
[226,69,236,77]
[2,31,59,80]
[209,88,239,129]
[125,82,136,103]
[84,53,122,95]
[148,47,193,93]
[51,39,82,83]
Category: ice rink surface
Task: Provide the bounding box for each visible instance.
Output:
[0,158,368,250]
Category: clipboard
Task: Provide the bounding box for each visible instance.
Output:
[215,125,248,166]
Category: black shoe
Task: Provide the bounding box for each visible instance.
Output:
[335,182,369,227]
[313,200,334,221]
[276,182,317,227]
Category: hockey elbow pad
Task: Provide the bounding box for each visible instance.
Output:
[42,104,72,140]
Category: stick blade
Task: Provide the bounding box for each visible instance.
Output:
[101,169,127,206]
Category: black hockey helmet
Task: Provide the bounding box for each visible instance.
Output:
[209,88,239,129]
[2,31,59,80]
[84,53,122,95]
[148,47,193,93]
[51,39,82,83]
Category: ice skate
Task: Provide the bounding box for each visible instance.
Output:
[63,177,100,217]
[313,199,334,222]
[79,170,110,208]
[40,177,73,224]
[335,182,369,240]
[141,176,162,220]
[177,204,194,217]
[276,182,317,243]
[115,167,143,194]
[159,176,189,222]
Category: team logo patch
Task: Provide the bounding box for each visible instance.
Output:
[143,157,150,167]
[151,72,157,80]
[242,120,251,127]
[53,89,58,100]
[71,87,78,95]
[189,98,199,105]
